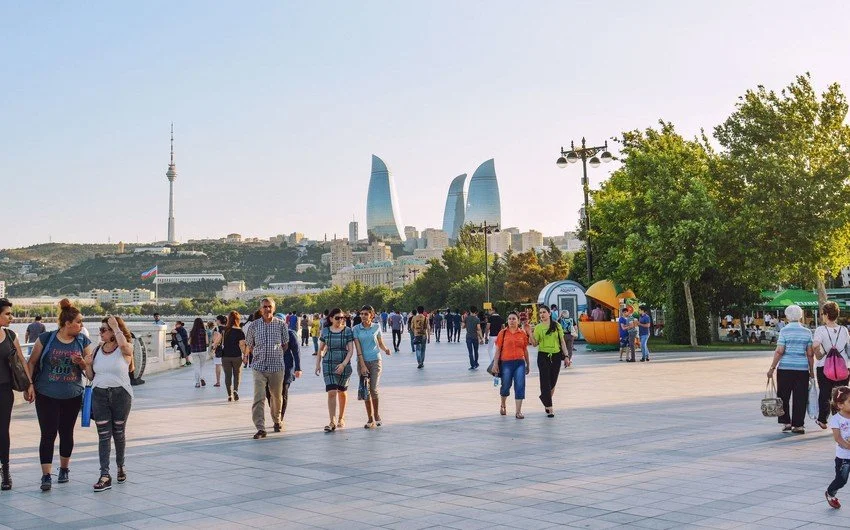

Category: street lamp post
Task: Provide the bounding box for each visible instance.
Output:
[556,138,613,284]
[468,221,500,305]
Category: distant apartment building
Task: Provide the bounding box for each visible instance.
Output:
[520,230,544,252]
[349,221,359,244]
[412,248,445,260]
[0,280,5,298]
[217,281,246,300]
[404,226,419,241]
[487,231,512,255]
[288,232,305,245]
[221,281,323,301]
[225,233,242,244]
[295,263,317,273]
[134,247,172,255]
[154,273,226,284]
[83,288,156,304]
[332,257,431,289]
[175,250,207,257]
[421,228,449,250]
[330,239,353,274]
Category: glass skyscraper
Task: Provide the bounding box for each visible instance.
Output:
[366,154,406,242]
[441,174,466,241]
[465,159,501,227]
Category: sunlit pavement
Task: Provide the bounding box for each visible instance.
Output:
[0,335,845,529]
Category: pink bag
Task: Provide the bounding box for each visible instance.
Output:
[823,327,849,382]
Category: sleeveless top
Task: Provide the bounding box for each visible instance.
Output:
[92,344,134,398]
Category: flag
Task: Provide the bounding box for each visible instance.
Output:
[141,265,158,279]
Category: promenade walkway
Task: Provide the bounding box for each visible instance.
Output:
[0,336,846,529]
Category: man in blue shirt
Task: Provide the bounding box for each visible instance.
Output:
[637,305,651,362]
[380,310,389,332]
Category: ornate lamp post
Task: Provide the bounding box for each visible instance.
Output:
[468,222,500,305]
[556,138,613,284]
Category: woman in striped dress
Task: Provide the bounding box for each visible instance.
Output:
[315,308,355,432]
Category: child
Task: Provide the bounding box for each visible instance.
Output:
[826,386,850,508]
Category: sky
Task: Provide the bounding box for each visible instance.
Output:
[2,1,850,249]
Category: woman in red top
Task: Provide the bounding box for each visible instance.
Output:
[492,312,530,419]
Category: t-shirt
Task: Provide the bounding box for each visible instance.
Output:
[353,323,382,362]
[618,316,630,339]
[221,328,246,357]
[34,331,91,399]
[0,330,15,385]
[777,323,813,371]
[389,314,403,330]
[814,325,850,369]
[310,319,321,337]
[487,314,505,336]
[533,322,564,354]
[495,328,528,361]
[26,321,46,341]
[464,315,480,339]
[411,314,427,336]
[638,314,651,336]
[829,413,850,459]
[288,315,298,331]
[380,312,389,322]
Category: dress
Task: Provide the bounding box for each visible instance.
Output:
[320,327,354,391]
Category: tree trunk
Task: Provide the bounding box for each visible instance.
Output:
[709,314,719,344]
[683,280,698,349]
[816,277,827,308]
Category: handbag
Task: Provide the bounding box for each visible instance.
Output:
[80,383,93,427]
[6,330,31,392]
[357,375,370,401]
[807,377,819,419]
[761,377,785,417]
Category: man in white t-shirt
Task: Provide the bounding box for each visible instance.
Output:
[725,314,733,328]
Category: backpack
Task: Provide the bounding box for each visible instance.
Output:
[412,315,426,335]
[823,327,849,382]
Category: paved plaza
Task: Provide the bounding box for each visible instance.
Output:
[0,336,847,529]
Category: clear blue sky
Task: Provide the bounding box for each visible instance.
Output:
[2,1,849,248]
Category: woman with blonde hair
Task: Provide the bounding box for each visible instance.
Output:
[27,299,93,491]
[84,316,134,491]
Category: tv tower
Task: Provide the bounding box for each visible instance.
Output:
[166,123,178,244]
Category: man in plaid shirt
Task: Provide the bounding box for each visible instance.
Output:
[244,298,289,439]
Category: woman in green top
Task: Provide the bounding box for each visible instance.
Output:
[526,305,570,417]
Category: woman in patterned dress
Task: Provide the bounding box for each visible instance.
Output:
[315,308,355,432]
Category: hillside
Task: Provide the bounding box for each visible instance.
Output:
[5,243,331,298]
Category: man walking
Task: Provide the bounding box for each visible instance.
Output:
[453,309,463,342]
[266,328,302,429]
[389,310,403,352]
[464,306,483,369]
[380,310,389,332]
[411,306,429,369]
[433,311,444,342]
[25,315,46,344]
[445,309,455,343]
[244,298,288,439]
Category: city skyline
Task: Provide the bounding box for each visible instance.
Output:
[3,2,850,248]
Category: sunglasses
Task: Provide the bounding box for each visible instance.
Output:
[333,316,346,321]
[99,327,110,333]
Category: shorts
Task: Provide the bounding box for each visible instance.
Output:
[619,337,630,348]
[214,356,222,365]
[325,384,348,392]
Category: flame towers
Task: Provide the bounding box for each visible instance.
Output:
[465,159,501,226]
[441,174,467,241]
[366,155,406,242]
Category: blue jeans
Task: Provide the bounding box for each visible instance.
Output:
[466,336,479,368]
[828,458,850,496]
[312,336,319,354]
[414,336,427,365]
[639,334,650,360]
[499,360,526,399]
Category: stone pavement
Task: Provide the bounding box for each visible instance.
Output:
[0,335,847,529]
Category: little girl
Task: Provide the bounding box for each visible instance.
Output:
[826,386,850,508]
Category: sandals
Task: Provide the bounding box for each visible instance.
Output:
[500,405,507,416]
[364,421,377,429]
[545,408,555,418]
[515,413,524,419]
[117,467,126,484]
[375,417,382,427]
[93,475,112,492]
[252,430,267,439]
[816,420,828,430]
[337,418,346,429]
[324,421,336,433]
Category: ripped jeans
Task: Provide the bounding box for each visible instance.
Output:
[828,457,850,496]
[92,387,132,477]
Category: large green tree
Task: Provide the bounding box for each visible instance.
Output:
[589,122,721,347]
[714,74,850,304]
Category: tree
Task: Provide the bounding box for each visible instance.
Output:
[714,74,850,305]
[588,122,721,347]
[446,274,487,310]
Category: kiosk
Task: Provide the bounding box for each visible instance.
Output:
[579,280,636,351]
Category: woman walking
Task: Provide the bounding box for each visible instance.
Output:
[188,318,208,388]
[0,298,35,490]
[209,319,224,387]
[310,314,321,355]
[172,321,191,366]
[766,304,814,434]
[352,305,391,429]
[315,308,355,432]
[491,312,530,419]
[526,305,570,418]
[85,316,134,492]
[27,299,93,491]
[813,301,850,430]
[211,311,246,402]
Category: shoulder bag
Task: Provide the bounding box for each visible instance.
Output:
[6,330,31,392]
[761,377,785,417]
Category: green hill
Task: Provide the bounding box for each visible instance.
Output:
[5,243,331,298]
